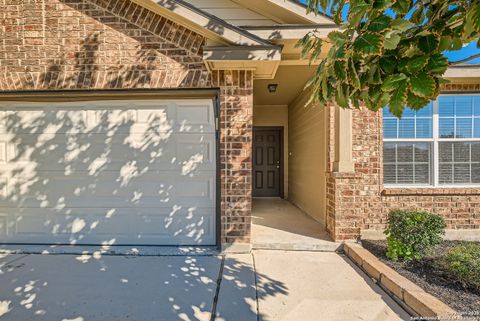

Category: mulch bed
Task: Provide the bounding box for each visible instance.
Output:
[362,240,480,313]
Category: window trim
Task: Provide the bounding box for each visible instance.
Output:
[383,93,480,188]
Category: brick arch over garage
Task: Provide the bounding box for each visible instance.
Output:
[0,0,253,247]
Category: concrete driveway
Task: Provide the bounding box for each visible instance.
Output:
[0,249,409,321]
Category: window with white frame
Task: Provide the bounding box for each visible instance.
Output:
[383,95,480,187]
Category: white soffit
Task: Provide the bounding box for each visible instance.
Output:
[132,0,269,45]
[242,25,337,40]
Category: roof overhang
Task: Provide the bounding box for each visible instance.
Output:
[131,0,269,45]
[129,0,338,77]
[203,46,282,79]
[241,25,335,66]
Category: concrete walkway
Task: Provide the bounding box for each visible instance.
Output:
[252,251,410,321]
[0,250,409,321]
[252,198,341,251]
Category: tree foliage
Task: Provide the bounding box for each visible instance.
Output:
[299,0,480,117]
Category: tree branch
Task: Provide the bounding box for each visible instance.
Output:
[449,53,480,65]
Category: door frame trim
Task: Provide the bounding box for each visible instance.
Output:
[252,126,284,198]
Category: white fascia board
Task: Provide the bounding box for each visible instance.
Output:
[203,46,282,61]
[133,0,268,46]
[264,0,333,24]
[203,46,282,79]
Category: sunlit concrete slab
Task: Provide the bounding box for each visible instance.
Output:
[252,198,341,251]
[0,254,222,321]
[253,250,410,321]
[215,254,257,321]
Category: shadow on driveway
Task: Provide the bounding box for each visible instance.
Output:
[0,252,287,321]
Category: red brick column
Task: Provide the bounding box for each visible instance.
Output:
[326,106,383,241]
[212,70,254,247]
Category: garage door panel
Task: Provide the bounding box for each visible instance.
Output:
[0,170,215,209]
[2,207,215,245]
[0,108,89,134]
[0,99,217,245]
[0,101,215,134]
[0,134,215,171]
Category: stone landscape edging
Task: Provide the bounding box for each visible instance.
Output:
[344,242,458,321]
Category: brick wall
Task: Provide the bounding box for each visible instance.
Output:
[1,0,208,89]
[215,71,253,244]
[327,86,480,241]
[0,0,253,245]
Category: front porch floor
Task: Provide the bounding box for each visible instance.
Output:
[252,198,341,251]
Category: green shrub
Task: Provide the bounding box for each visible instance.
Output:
[437,243,480,291]
[385,210,446,261]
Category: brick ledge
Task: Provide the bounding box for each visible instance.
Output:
[382,188,480,196]
[344,242,457,320]
[329,172,362,179]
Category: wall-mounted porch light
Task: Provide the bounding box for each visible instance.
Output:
[267,84,278,93]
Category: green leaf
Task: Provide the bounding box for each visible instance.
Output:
[333,2,346,25]
[335,84,349,108]
[334,61,348,81]
[348,0,370,27]
[353,33,383,56]
[370,87,391,111]
[332,45,347,60]
[438,36,452,52]
[438,78,451,85]
[450,37,463,51]
[373,0,394,10]
[384,30,401,50]
[348,59,361,89]
[389,78,409,117]
[407,92,429,110]
[390,19,414,32]
[410,6,425,24]
[368,64,382,84]
[382,73,407,92]
[397,58,408,73]
[297,33,314,58]
[350,90,361,109]
[466,0,480,34]
[391,0,411,16]
[427,54,448,74]
[368,15,391,32]
[402,44,424,58]
[328,31,347,47]
[418,35,439,53]
[406,56,429,73]
[380,56,396,74]
[410,74,436,98]
[378,92,392,110]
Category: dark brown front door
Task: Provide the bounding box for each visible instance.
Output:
[253,127,282,197]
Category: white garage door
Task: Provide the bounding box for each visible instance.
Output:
[0,99,216,245]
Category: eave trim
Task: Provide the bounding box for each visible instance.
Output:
[132,0,271,46]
